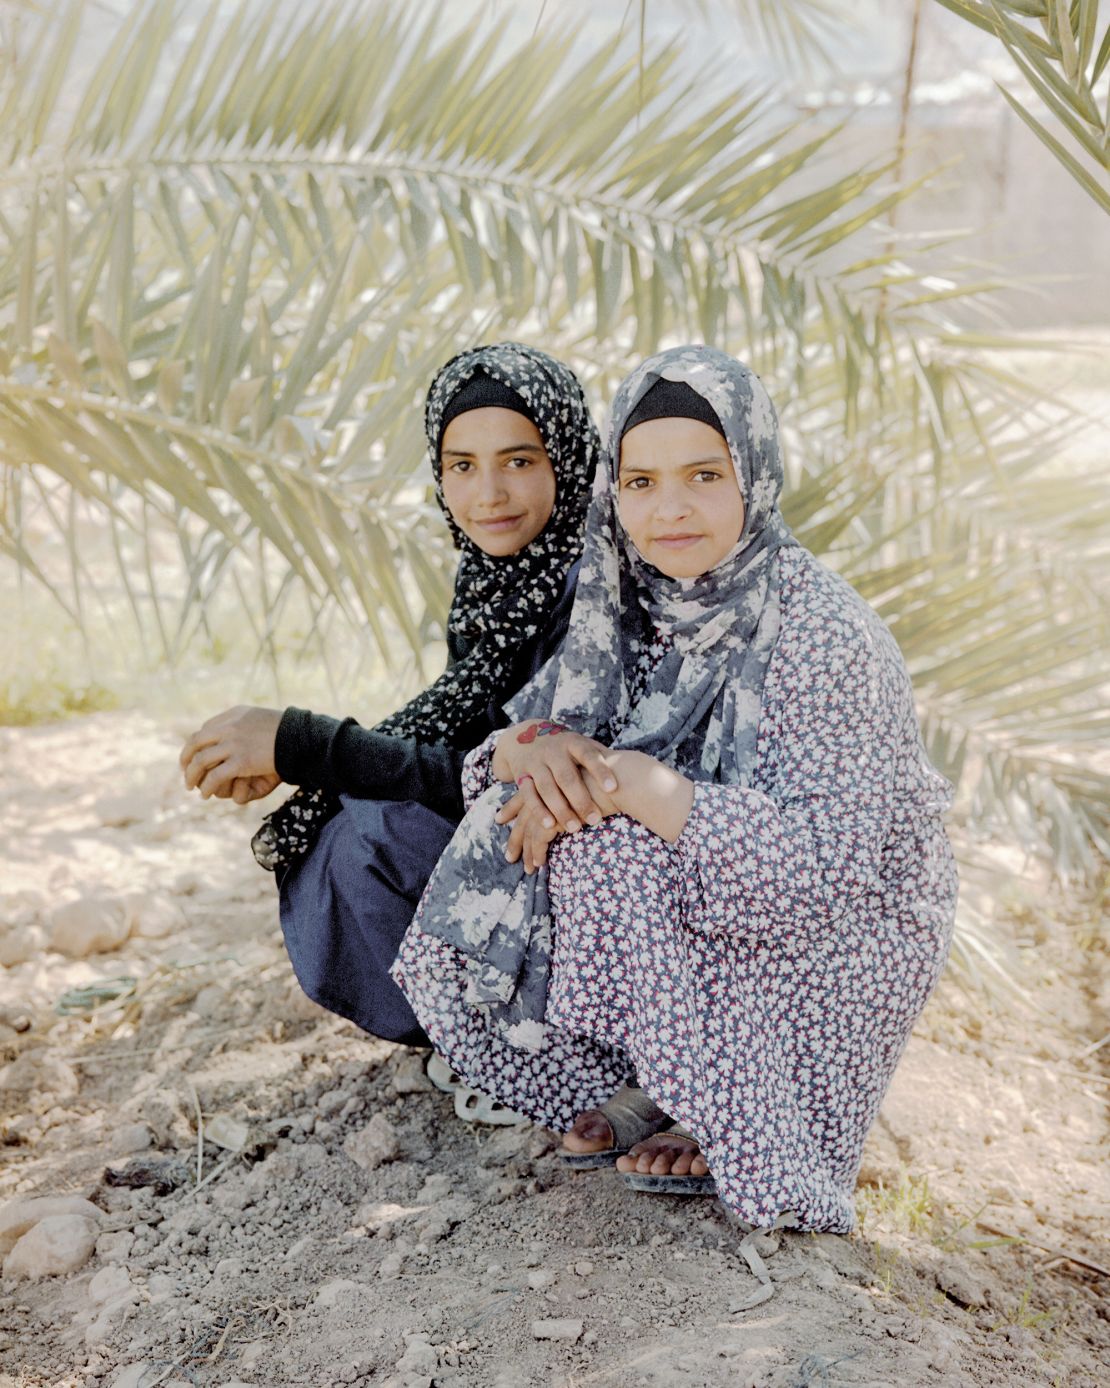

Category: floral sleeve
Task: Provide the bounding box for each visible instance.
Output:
[461,729,504,809]
[674,625,917,943]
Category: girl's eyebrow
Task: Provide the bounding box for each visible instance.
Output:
[441,443,545,457]
[619,455,730,473]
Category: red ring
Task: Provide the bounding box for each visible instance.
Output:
[516,774,535,787]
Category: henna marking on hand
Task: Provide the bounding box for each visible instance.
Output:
[517,720,569,744]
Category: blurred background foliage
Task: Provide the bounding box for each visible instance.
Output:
[0,0,1107,992]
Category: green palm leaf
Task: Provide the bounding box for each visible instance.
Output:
[934,0,1110,212]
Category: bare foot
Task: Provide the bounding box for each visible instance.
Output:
[561,1109,617,1155]
[615,1131,710,1178]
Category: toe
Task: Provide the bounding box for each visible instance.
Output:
[691,1154,710,1178]
[670,1147,694,1177]
[561,1110,615,1154]
[649,1151,671,1176]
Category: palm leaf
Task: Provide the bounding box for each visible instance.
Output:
[0,0,1107,989]
[934,0,1110,213]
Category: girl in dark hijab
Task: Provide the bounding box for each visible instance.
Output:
[180,343,600,1054]
[392,345,957,1237]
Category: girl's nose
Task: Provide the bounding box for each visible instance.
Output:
[654,483,692,521]
[476,468,509,505]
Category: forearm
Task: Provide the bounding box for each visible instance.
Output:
[274,708,468,819]
[605,750,694,842]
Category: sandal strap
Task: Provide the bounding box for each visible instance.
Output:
[594,1084,670,1150]
[665,1123,700,1147]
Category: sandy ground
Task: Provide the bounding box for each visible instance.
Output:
[0,711,1107,1388]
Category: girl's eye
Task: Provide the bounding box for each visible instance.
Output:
[694,469,722,483]
[506,456,534,469]
[621,476,651,490]
[447,459,472,473]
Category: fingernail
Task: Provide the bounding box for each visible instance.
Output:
[603,779,618,792]
[566,819,581,833]
[542,817,555,828]
[586,812,601,826]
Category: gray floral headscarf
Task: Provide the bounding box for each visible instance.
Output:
[396,346,797,1050]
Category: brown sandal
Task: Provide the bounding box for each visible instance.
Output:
[560,1084,671,1169]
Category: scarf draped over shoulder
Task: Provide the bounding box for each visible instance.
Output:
[400,346,797,1049]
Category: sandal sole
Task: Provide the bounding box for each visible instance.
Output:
[559,1148,630,1170]
[618,1172,717,1197]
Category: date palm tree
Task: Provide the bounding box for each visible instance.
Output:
[1,0,1106,986]
[936,0,1110,212]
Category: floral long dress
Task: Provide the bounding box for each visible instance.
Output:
[392,547,958,1233]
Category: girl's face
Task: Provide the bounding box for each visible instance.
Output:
[617,416,745,579]
[440,407,557,556]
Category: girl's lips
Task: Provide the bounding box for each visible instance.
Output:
[475,514,524,530]
[653,534,703,549]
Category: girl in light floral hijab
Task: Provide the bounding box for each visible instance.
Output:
[393,345,957,1237]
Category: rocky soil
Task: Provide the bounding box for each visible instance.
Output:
[1,712,1107,1387]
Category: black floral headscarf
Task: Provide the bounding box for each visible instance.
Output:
[252,342,600,871]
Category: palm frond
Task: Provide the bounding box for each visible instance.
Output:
[934,0,1110,213]
[0,0,1107,948]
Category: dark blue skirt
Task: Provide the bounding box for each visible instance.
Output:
[278,795,457,1046]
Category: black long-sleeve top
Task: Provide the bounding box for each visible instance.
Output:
[273,566,579,822]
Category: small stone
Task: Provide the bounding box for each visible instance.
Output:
[192,983,226,1018]
[110,1364,153,1388]
[47,896,131,958]
[205,1113,250,1152]
[96,1230,135,1263]
[0,923,47,967]
[531,1319,584,1343]
[379,1252,403,1279]
[583,1330,598,1345]
[317,1089,348,1118]
[935,1261,993,1309]
[396,1339,438,1376]
[391,1054,434,1095]
[113,1122,154,1155]
[315,1278,366,1307]
[145,1273,176,1302]
[0,1195,103,1254]
[418,1174,452,1203]
[4,1214,99,1279]
[527,1269,556,1290]
[0,1050,79,1099]
[416,1195,474,1242]
[124,892,185,940]
[573,1260,595,1277]
[88,1264,133,1306]
[344,1113,401,1171]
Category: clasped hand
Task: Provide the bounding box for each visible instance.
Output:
[179,705,284,804]
[491,721,620,874]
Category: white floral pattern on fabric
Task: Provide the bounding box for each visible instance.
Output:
[392,546,958,1234]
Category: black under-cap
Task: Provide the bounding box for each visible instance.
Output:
[620,378,726,441]
[438,371,535,451]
